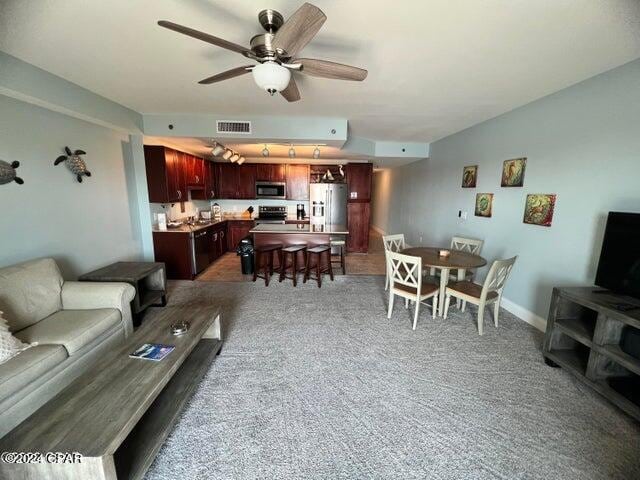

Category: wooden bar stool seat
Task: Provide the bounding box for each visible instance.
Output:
[330,237,346,275]
[253,244,283,286]
[304,245,334,288]
[279,245,307,287]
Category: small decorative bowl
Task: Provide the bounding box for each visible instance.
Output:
[438,249,451,258]
[171,321,190,336]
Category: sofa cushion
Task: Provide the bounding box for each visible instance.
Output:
[0,312,34,366]
[15,309,121,356]
[0,258,63,332]
[0,344,68,403]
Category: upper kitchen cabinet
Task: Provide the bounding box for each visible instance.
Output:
[184,153,204,187]
[191,159,216,200]
[286,164,310,200]
[237,164,257,199]
[144,145,186,203]
[215,163,256,199]
[345,163,373,202]
[256,164,286,183]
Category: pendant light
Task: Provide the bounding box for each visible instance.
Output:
[288,145,296,158]
[262,144,269,157]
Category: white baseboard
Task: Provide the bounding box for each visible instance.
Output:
[371,224,387,235]
[501,297,547,332]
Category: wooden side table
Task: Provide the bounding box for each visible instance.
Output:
[79,262,167,326]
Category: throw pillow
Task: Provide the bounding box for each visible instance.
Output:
[0,311,34,365]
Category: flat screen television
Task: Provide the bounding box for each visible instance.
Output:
[595,212,640,300]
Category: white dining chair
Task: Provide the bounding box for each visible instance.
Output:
[382,234,409,290]
[387,251,439,330]
[443,256,517,335]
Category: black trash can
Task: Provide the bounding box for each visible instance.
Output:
[236,236,254,275]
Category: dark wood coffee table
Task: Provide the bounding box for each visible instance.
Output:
[79,262,167,325]
[0,305,222,480]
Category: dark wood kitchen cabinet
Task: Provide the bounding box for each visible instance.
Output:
[192,160,216,200]
[286,164,310,200]
[209,222,227,262]
[227,220,254,252]
[215,164,256,199]
[144,146,186,203]
[184,154,204,187]
[152,231,193,279]
[347,202,370,253]
[237,164,257,199]
[346,163,372,202]
[256,164,286,182]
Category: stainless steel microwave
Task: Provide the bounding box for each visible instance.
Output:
[255,181,286,199]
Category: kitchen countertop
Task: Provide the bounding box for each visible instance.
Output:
[250,223,348,235]
[152,215,312,233]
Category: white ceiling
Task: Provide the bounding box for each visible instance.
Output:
[1,0,640,143]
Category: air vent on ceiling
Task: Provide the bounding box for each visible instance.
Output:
[217,120,251,134]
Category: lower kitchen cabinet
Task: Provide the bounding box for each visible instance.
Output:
[227,220,254,252]
[152,221,230,280]
[347,202,370,253]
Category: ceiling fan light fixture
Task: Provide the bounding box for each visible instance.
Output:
[262,145,269,157]
[211,143,225,156]
[313,146,321,159]
[229,153,240,163]
[222,149,233,160]
[252,61,291,95]
[288,145,296,158]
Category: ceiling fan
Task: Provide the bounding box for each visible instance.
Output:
[158,2,367,102]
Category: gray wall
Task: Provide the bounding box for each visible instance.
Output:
[0,94,143,277]
[372,58,640,320]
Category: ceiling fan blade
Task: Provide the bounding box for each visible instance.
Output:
[158,20,250,55]
[295,58,367,81]
[272,3,326,57]
[198,66,253,84]
[280,76,301,102]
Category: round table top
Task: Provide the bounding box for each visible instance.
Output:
[401,247,487,269]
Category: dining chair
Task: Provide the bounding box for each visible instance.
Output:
[382,234,409,290]
[387,251,439,330]
[443,256,517,335]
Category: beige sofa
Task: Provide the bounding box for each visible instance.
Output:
[0,258,135,438]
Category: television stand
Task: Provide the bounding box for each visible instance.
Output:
[543,287,640,421]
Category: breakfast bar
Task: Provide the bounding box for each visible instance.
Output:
[250,223,349,247]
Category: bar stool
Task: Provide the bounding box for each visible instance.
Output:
[329,237,346,275]
[253,244,283,286]
[279,245,307,287]
[304,245,334,287]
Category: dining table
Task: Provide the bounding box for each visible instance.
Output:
[401,247,487,316]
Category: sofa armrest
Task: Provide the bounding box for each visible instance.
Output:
[61,281,136,337]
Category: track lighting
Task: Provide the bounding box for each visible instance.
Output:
[262,144,269,157]
[237,156,246,165]
[211,143,225,156]
[229,153,240,163]
[288,145,296,158]
[222,149,233,160]
[313,146,321,159]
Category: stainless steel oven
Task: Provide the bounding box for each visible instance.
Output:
[256,181,286,199]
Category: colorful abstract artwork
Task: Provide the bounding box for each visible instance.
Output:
[523,194,556,226]
[475,193,493,217]
[501,157,527,187]
[462,165,477,188]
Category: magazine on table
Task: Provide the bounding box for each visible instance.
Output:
[129,343,175,361]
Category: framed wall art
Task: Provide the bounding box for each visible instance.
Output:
[462,165,477,188]
[523,194,556,226]
[475,193,493,218]
[501,157,526,187]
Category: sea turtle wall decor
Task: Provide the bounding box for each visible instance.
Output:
[54,147,91,182]
[0,160,24,185]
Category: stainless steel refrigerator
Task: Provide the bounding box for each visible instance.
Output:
[310,183,348,225]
